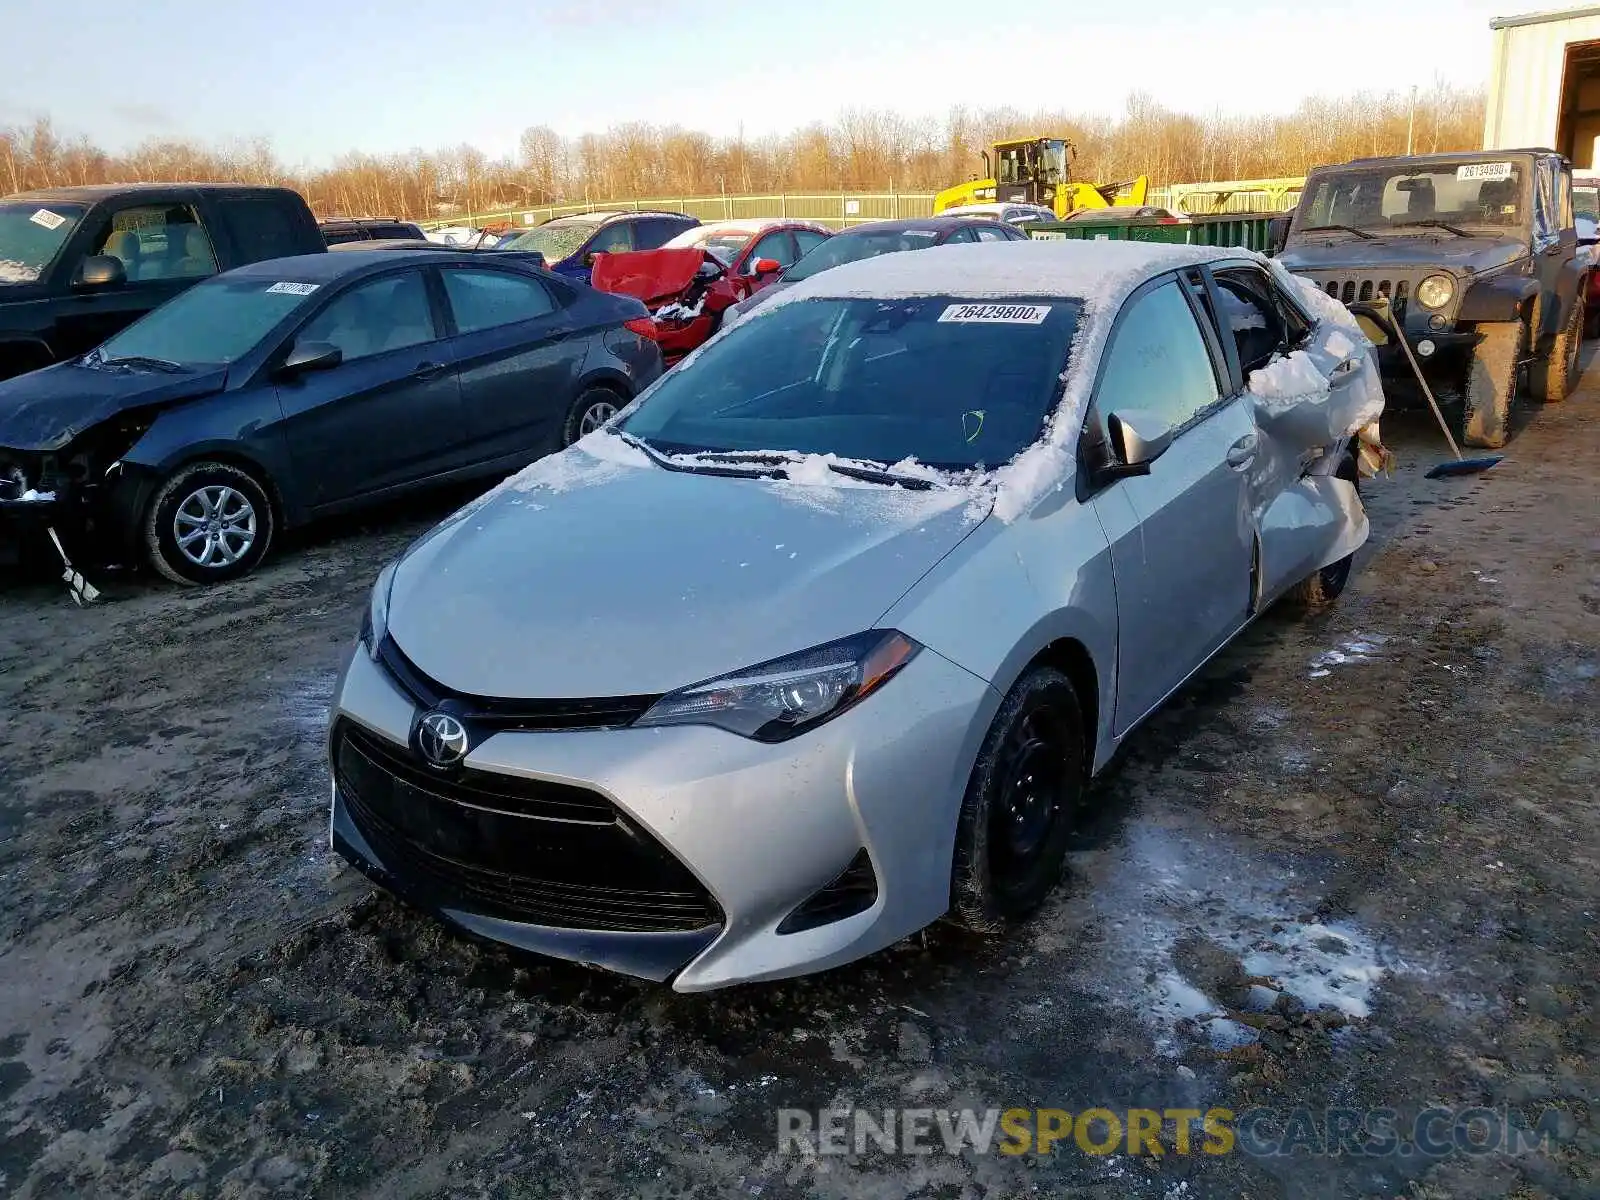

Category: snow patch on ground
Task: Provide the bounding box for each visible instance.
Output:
[1065,820,1408,1056]
[1309,634,1389,678]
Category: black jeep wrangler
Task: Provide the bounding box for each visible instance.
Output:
[1277,149,1588,448]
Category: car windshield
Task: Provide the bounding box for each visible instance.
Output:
[1297,161,1528,233]
[0,202,85,283]
[93,275,316,367]
[500,219,603,262]
[781,228,942,282]
[618,295,1081,470]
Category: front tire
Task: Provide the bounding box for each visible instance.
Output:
[560,386,625,447]
[142,461,274,585]
[1462,321,1521,449]
[1531,293,1584,403]
[951,667,1085,933]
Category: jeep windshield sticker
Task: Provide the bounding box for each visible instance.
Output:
[1458,162,1513,183]
[29,209,66,231]
[265,281,319,296]
[938,303,1051,325]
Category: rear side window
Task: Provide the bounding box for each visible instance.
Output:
[1096,281,1222,434]
[442,269,556,333]
[321,227,365,245]
[1210,270,1286,376]
[635,217,693,250]
[221,199,307,262]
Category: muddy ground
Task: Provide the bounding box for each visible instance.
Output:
[0,363,1596,1199]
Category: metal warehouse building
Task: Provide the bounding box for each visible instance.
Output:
[1485,5,1600,164]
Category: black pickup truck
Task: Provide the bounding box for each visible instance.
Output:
[0,184,324,382]
[1277,149,1588,448]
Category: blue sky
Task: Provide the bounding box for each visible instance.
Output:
[3,0,1512,166]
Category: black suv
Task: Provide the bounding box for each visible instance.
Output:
[319,217,428,245]
[1277,149,1589,448]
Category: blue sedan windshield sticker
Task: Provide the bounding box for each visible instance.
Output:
[266,281,320,296]
[938,303,1051,325]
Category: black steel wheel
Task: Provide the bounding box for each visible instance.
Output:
[951,666,1084,931]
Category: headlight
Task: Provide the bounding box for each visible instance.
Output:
[635,630,921,741]
[358,561,398,659]
[1416,274,1455,310]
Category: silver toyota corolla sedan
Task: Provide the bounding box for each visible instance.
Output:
[328,240,1385,991]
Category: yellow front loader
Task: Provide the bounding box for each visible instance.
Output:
[933,136,1149,219]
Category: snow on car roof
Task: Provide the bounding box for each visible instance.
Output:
[773,237,1236,305]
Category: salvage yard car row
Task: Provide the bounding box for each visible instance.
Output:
[0,144,1591,989]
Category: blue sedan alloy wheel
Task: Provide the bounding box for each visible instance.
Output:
[142,461,276,585]
[951,667,1085,931]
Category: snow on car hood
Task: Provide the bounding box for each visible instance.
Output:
[0,359,230,452]
[385,434,986,699]
[590,248,711,306]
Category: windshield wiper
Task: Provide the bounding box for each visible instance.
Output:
[1302,224,1376,240]
[612,431,781,479]
[1388,219,1473,238]
[825,461,934,490]
[97,354,185,373]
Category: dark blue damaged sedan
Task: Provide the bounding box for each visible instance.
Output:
[0,248,661,583]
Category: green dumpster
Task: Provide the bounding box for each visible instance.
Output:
[1027,213,1279,254]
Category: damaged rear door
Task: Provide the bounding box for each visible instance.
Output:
[1202,263,1376,602]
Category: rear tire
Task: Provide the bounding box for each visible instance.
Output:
[560,386,625,447]
[1462,321,1520,449]
[1283,452,1361,613]
[142,461,274,585]
[1531,294,1584,403]
[951,667,1084,933]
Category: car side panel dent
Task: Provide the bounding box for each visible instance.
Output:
[879,501,1120,774]
[1258,475,1368,600]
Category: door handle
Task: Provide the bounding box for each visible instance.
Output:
[1226,433,1258,469]
[412,361,448,380]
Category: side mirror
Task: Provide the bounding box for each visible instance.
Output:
[752,257,783,276]
[76,255,126,289]
[584,251,601,268]
[1268,215,1291,256]
[279,340,343,376]
[1100,410,1173,483]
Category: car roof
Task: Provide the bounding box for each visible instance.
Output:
[1323,148,1561,171]
[230,247,498,281]
[777,239,1239,304]
[834,215,1004,236]
[541,210,693,227]
[4,183,303,204]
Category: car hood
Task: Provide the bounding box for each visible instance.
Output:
[591,248,713,306]
[0,360,230,452]
[385,448,984,698]
[1279,234,1526,276]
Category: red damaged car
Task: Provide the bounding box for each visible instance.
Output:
[590,220,832,364]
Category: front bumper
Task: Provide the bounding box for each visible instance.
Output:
[328,639,992,990]
[1370,328,1477,375]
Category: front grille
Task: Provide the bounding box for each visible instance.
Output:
[335,720,721,933]
[376,634,657,732]
[1315,274,1411,322]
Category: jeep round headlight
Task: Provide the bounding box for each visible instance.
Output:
[1416,274,1455,310]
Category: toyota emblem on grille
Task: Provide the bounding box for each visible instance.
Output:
[415,711,469,768]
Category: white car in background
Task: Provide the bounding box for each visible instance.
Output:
[938,202,1058,227]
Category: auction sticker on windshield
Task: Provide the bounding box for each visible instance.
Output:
[265,282,319,296]
[30,209,66,231]
[938,303,1051,325]
[1457,162,1513,182]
